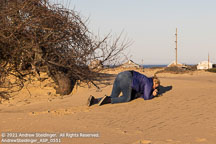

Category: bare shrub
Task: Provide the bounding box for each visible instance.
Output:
[0,0,129,98]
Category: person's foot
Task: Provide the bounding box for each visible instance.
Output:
[87,95,98,107]
[98,95,111,106]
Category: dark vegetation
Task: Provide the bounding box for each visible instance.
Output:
[0,0,129,99]
[156,65,197,74]
[207,68,216,73]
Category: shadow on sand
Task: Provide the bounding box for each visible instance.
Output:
[156,85,173,97]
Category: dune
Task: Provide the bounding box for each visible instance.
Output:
[0,68,216,144]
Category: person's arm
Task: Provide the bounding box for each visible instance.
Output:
[142,84,154,100]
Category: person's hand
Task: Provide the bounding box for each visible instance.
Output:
[152,89,158,96]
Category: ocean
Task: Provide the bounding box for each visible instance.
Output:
[106,64,167,68]
[143,65,167,68]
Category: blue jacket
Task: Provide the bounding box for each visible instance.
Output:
[131,71,154,100]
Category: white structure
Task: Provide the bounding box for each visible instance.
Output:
[167,61,186,68]
[121,60,140,68]
[197,61,213,70]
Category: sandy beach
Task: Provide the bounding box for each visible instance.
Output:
[0,68,216,144]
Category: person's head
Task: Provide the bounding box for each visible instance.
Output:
[152,74,160,90]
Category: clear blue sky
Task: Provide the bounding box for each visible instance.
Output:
[51,0,216,65]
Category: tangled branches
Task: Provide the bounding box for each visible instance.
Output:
[0,0,129,98]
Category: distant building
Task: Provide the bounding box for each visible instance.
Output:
[167,61,186,68]
[197,61,213,70]
[121,60,140,68]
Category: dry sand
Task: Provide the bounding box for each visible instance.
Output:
[0,68,216,144]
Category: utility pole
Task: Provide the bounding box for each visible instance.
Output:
[175,28,178,65]
[208,53,210,69]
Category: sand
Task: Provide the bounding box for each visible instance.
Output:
[0,68,216,144]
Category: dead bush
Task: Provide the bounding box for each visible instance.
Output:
[0,0,129,98]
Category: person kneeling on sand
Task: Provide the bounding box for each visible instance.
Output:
[87,70,160,106]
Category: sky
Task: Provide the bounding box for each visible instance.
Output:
[51,0,216,65]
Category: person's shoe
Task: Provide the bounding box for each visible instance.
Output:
[87,95,97,107]
[98,95,111,106]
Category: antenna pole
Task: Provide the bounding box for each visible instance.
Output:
[142,59,144,72]
[175,28,178,65]
[208,53,210,69]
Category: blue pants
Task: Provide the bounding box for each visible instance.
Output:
[110,71,133,104]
